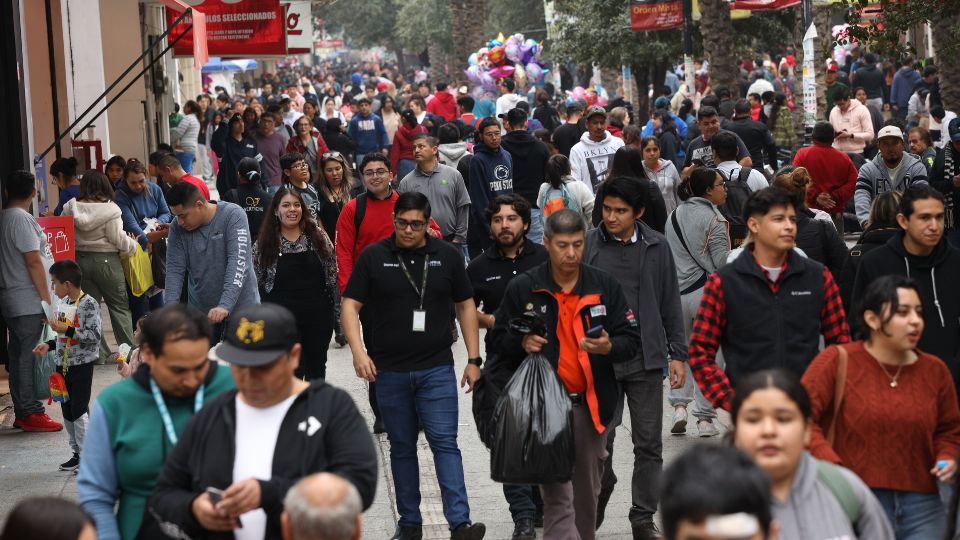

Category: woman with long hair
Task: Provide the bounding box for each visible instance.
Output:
[641,136,682,214]
[104,155,126,189]
[378,94,402,146]
[771,165,848,278]
[591,146,668,232]
[113,159,172,323]
[286,115,331,182]
[803,275,960,540]
[254,188,337,379]
[536,154,594,228]
[51,156,81,216]
[768,92,796,162]
[664,167,729,436]
[731,370,894,539]
[170,100,200,173]
[652,109,682,169]
[61,171,139,363]
[838,191,902,308]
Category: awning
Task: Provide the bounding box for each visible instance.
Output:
[202,57,258,73]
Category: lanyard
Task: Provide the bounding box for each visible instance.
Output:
[59,292,86,377]
[395,253,429,310]
[150,378,204,446]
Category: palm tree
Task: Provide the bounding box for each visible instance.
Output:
[932,12,960,111]
[699,0,739,97]
[450,0,486,85]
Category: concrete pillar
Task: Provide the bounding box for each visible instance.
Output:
[59,0,110,157]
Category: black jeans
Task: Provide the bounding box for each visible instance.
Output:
[600,369,663,526]
[503,484,543,522]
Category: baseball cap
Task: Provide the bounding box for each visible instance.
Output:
[585,105,608,120]
[498,107,528,126]
[877,125,904,140]
[566,101,584,114]
[210,304,299,366]
[279,93,292,103]
[949,118,960,143]
[826,63,838,73]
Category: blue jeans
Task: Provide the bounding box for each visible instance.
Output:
[397,159,416,182]
[176,151,195,172]
[376,364,471,529]
[528,208,544,244]
[872,488,946,540]
[128,287,164,327]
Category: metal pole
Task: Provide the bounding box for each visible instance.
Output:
[74,25,192,138]
[681,0,695,94]
[35,7,193,164]
[44,0,62,161]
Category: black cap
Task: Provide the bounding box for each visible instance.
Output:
[498,107,528,127]
[209,304,299,366]
[566,101,584,114]
[401,109,417,125]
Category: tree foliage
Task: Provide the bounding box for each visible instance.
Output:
[320,0,402,50]
[835,0,960,57]
[395,0,453,52]
[484,0,547,41]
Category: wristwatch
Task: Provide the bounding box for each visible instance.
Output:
[467,357,483,367]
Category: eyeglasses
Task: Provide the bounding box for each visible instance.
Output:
[395,218,427,231]
[363,168,390,178]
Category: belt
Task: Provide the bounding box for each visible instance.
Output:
[568,393,584,404]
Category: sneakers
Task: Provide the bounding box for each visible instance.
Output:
[59,453,80,472]
[698,419,719,437]
[670,406,688,435]
[451,522,486,540]
[511,518,535,539]
[390,525,422,540]
[15,413,63,432]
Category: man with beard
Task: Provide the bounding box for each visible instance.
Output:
[466,194,548,539]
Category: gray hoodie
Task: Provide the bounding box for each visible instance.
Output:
[164,201,259,313]
[854,151,928,224]
[438,142,470,169]
[774,452,893,540]
[664,197,730,292]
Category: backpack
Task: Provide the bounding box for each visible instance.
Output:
[352,193,368,255]
[540,183,572,227]
[717,167,753,248]
[816,460,862,533]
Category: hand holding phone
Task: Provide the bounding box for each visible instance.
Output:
[585,324,604,339]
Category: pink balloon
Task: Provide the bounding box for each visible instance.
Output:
[572,86,586,100]
[488,65,516,79]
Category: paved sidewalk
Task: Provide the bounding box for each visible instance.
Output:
[0,317,724,538]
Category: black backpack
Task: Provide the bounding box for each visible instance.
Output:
[718,167,753,248]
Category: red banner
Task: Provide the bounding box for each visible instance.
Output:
[167,0,285,57]
[630,0,683,32]
[730,0,801,10]
[37,217,75,263]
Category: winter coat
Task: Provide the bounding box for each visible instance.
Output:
[854,152,929,224]
[61,199,138,256]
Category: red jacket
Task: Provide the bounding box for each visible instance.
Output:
[285,130,331,171]
[390,123,427,172]
[793,142,858,214]
[426,91,458,123]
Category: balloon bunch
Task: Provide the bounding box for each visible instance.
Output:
[464,32,548,92]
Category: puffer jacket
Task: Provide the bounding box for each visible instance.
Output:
[62,199,138,256]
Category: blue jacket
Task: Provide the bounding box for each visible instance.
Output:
[468,144,514,242]
[348,113,389,154]
[113,181,172,247]
[890,67,921,108]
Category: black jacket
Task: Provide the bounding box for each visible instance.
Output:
[501,130,550,207]
[853,63,885,100]
[932,146,960,227]
[837,226,898,310]
[211,124,260,196]
[147,381,378,540]
[486,261,642,433]
[852,232,960,390]
[726,116,777,169]
[795,209,849,279]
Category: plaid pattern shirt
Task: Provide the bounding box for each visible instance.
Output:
[689,260,850,410]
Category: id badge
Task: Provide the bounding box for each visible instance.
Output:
[412,310,426,332]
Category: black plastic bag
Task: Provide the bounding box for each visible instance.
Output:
[490,353,575,484]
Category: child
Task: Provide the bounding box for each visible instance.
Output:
[32,260,101,472]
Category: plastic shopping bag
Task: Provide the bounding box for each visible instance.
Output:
[34,324,57,402]
[121,243,155,297]
[490,353,575,484]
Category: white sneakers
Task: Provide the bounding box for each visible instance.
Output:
[670,406,688,435]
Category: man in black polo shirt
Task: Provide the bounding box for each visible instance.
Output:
[466,194,547,539]
[341,191,486,540]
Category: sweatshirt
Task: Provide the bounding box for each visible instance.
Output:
[163,201,260,313]
[170,113,200,154]
[77,363,235,540]
[48,294,101,367]
[501,129,551,207]
[569,131,625,192]
[854,152,929,224]
[348,112,390,155]
[772,452,894,540]
[794,142,858,214]
[438,142,470,170]
[426,90,458,122]
[62,199,138,256]
[391,123,427,172]
[829,99,874,154]
[113,182,172,247]
[468,144,514,244]
[664,197,731,292]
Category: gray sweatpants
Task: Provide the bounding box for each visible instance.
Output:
[667,286,718,420]
[6,313,46,419]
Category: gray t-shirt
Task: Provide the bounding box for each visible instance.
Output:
[0,208,53,317]
[398,163,471,243]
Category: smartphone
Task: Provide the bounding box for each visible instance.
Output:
[206,487,225,505]
[585,324,604,339]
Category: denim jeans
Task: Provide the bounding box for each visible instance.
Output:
[6,313,45,419]
[176,151,195,173]
[667,286,718,420]
[376,364,471,529]
[128,287,164,327]
[872,488,946,540]
[503,484,542,522]
[528,208,544,244]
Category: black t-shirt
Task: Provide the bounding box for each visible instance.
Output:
[466,240,549,314]
[223,184,269,240]
[683,129,750,168]
[343,234,474,371]
[553,121,586,157]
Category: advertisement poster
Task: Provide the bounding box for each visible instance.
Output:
[630,0,683,32]
[168,0,285,57]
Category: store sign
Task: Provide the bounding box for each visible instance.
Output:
[168,0,285,57]
[630,0,683,32]
[37,217,75,262]
[283,1,312,54]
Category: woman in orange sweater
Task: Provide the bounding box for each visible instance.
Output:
[802,274,960,540]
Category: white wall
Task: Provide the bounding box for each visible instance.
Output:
[60,0,110,155]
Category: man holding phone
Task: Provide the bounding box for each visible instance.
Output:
[583,177,688,539]
[486,209,642,540]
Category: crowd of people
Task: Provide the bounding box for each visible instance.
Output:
[1,48,960,540]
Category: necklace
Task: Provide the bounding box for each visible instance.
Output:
[874,358,904,388]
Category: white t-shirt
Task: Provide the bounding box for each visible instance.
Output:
[715,161,769,193]
[233,393,298,540]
